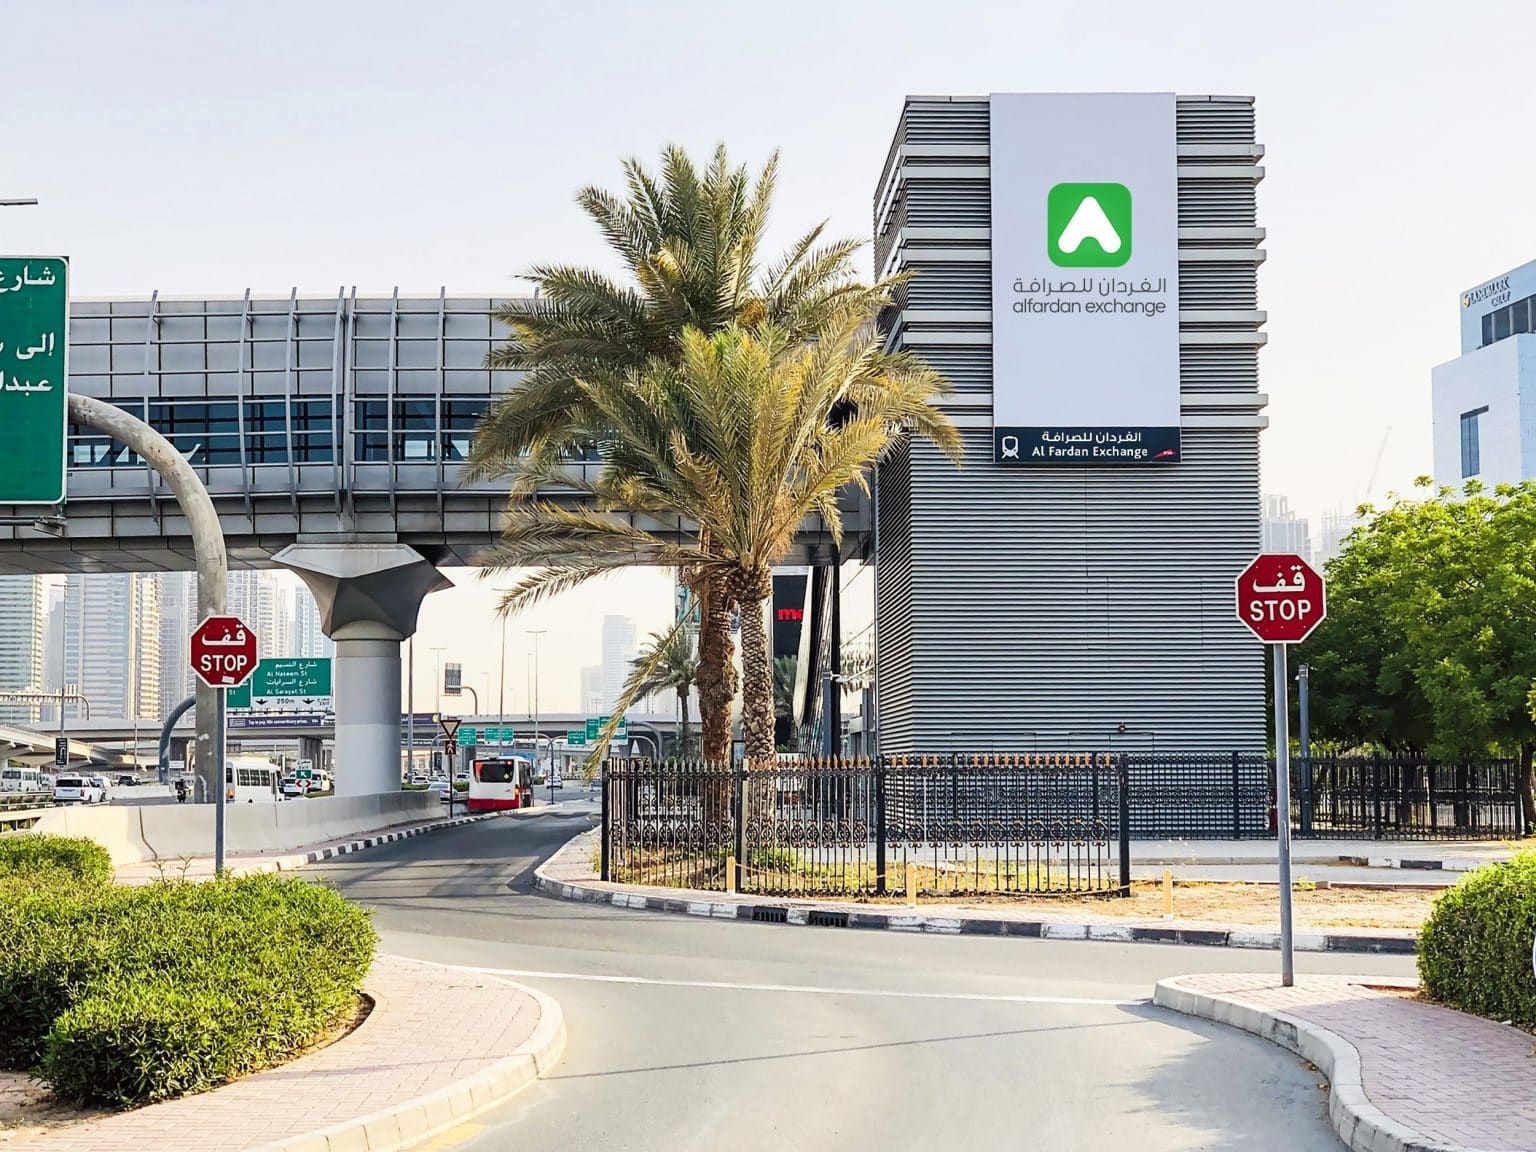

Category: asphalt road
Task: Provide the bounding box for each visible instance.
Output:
[309,804,1417,1152]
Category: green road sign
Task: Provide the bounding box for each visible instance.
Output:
[567,730,586,747]
[589,714,628,740]
[251,658,332,699]
[228,680,251,709]
[585,717,601,740]
[0,257,67,504]
[490,727,515,742]
[460,728,478,745]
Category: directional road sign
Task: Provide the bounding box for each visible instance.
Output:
[1235,553,1327,644]
[567,730,586,747]
[0,256,67,504]
[190,615,259,688]
[227,657,332,709]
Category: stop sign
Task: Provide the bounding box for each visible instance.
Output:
[189,614,259,688]
[1235,554,1327,644]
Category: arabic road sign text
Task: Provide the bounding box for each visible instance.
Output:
[1235,553,1327,644]
[0,256,67,504]
[567,730,586,747]
[190,615,259,688]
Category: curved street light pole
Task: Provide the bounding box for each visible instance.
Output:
[67,394,229,869]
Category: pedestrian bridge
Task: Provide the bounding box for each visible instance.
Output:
[0,291,863,574]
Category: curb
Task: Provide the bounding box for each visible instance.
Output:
[291,813,498,867]
[1336,854,1484,873]
[530,834,1418,955]
[255,967,566,1152]
[1152,976,1475,1152]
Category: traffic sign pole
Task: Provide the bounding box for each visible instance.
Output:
[188,615,258,880]
[214,690,226,877]
[1273,643,1294,987]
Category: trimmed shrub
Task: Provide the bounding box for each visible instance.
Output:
[0,871,376,1104]
[1418,851,1536,1028]
[0,834,113,888]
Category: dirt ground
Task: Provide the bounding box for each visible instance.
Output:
[928,880,1438,929]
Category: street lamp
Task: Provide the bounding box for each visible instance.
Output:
[527,629,546,800]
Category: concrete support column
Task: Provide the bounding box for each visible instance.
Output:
[297,735,324,768]
[273,544,450,797]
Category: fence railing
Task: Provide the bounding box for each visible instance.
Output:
[599,754,1528,898]
[602,755,1131,898]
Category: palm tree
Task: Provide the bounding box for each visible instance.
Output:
[468,144,893,764]
[480,309,961,764]
[621,624,699,758]
[773,656,798,750]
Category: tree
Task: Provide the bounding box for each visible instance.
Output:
[469,144,892,763]
[481,311,960,764]
[1299,477,1536,822]
[773,655,798,749]
[622,623,699,758]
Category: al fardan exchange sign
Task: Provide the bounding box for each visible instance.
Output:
[989,93,1180,465]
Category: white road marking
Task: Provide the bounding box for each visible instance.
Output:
[451,964,1147,1007]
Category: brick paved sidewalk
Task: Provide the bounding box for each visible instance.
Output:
[538,828,1420,952]
[5,955,558,1152]
[1157,973,1536,1152]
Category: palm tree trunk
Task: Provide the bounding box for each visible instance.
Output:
[678,685,691,760]
[695,571,736,765]
[738,582,775,765]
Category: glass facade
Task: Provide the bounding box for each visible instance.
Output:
[1460,405,1487,478]
[1480,293,1535,348]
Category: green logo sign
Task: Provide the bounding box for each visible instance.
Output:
[0,257,67,504]
[1047,184,1132,267]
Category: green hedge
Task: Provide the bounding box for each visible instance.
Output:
[0,834,112,888]
[0,851,376,1106]
[1418,851,1536,1028]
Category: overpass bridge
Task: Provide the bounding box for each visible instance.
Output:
[0,723,130,768]
[0,292,858,794]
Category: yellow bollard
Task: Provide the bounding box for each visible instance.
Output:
[906,860,918,906]
[726,855,737,894]
[1162,869,1174,916]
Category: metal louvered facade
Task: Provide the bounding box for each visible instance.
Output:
[872,95,1268,754]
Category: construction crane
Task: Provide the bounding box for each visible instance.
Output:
[1359,427,1392,505]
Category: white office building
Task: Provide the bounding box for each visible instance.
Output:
[1432,258,1536,486]
[580,665,605,714]
[0,576,46,724]
[63,573,162,721]
[600,616,635,715]
[1260,495,1312,563]
[292,585,333,659]
[156,573,196,712]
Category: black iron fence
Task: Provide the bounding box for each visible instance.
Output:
[601,755,1130,898]
[599,754,1528,896]
[1296,756,1527,840]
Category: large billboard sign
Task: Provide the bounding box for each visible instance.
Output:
[989,94,1180,465]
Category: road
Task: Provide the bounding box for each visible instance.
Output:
[310,803,1417,1151]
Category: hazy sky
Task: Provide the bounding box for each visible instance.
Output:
[9,0,1536,709]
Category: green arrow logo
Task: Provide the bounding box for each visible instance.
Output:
[1047,183,1132,268]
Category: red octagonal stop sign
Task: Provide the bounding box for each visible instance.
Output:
[190,614,259,688]
[1235,553,1327,644]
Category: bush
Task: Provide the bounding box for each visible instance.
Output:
[0,872,376,1104]
[0,834,113,888]
[1418,851,1536,1028]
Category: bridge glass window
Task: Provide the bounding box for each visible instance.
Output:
[147,401,241,466]
[394,399,436,460]
[441,400,488,461]
[353,400,391,462]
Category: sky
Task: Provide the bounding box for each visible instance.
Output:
[7,0,1536,709]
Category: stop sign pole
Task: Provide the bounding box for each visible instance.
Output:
[190,615,259,877]
[1235,553,1327,988]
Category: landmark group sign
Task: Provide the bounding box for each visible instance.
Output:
[989,95,1180,465]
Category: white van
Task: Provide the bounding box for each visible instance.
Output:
[0,766,44,794]
[225,758,281,804]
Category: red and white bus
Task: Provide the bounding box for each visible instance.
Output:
[467,756,535,811]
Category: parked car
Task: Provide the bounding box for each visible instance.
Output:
[53,775,104,804]
[281,776,305,799]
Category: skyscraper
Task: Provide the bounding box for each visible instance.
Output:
[600,616,635,715]
[156,572,196,711]
[1260,495,1313,563]
[63,573,162,721]
[580,665,604,714]
[0,575,45,725]
[291,583,333,659]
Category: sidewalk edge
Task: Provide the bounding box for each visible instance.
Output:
[530,831,1418,954]
[1152,975,1477,1152]
[254,970,566,1152]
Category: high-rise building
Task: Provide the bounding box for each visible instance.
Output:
[600,616,635,715]
[156,573,196,711]
[580,665,604,714]
[1261,495,1313,563]
[291,584,333,659]
[1432,258,1536,487]
[1313,508,1358,567]
[63,573,162,721]
[0,576,46,725]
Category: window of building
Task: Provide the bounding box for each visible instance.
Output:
[1480,292,1536,348]
[441,400,488,462]
[1460,406,1488,478]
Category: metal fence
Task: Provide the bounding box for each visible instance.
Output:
[1296,756,1527,840]
[602,756,1130,898]
[599,754,1528,897]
